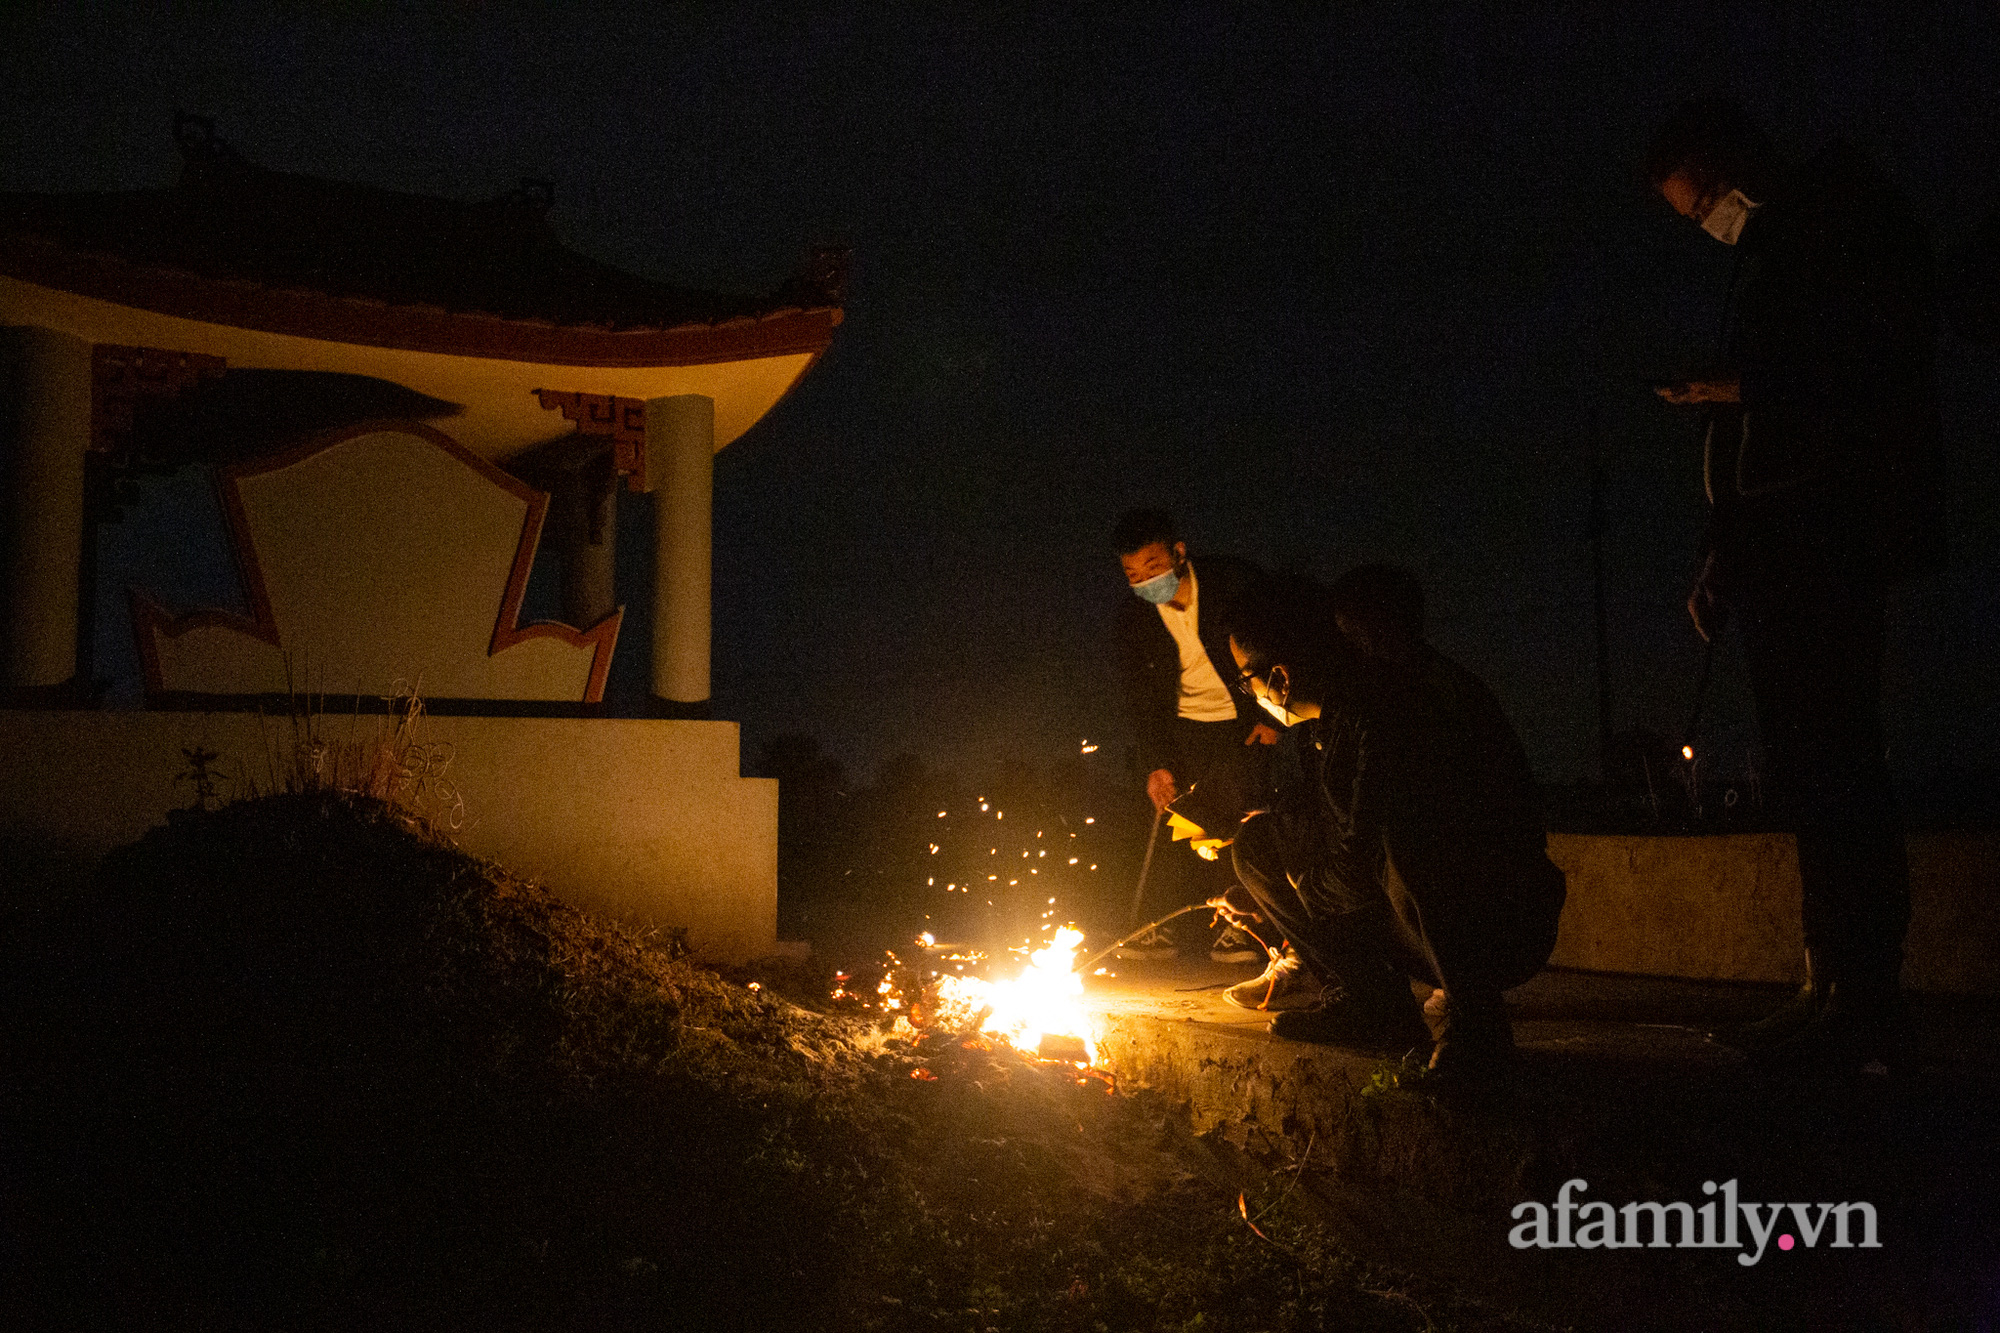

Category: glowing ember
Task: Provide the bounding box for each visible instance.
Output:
[932,926,1097,1065]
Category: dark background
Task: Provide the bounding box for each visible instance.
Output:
[5,2,1997,816]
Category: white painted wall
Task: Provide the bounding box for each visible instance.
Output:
[1545,831,2000,996]
[139,425,608,702]
[0,710,776,964]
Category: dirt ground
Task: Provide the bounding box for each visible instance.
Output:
[7,793,1996,1330]
[3,794,1561,1332]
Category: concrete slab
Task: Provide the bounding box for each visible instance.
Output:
[1081,959,1771,1141]
[1083,959,2000,1123]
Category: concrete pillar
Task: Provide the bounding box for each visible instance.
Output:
[0,327,91,690]
[646,394,713,703]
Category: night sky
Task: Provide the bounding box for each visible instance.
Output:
[5,3,1997,798]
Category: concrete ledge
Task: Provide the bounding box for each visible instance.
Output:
[0,709,775,963]
[1086,966,1382,1142]
[1546,831,2000,995]
[1082,963,1765,1144]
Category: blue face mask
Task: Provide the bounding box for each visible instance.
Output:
[1699,187,1760,245]
[1130,566,1182,604]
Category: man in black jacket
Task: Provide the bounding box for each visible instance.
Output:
[1648,101,1945,1072]
[1221,578,1566,1078]
[1111,508,1276,958]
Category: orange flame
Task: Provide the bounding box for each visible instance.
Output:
[932,926,1097,1065]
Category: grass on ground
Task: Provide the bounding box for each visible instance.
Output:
[3,792,1553,1332]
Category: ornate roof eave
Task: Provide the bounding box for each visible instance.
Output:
[0,232,841,370]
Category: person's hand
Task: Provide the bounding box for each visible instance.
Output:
[1655,379,1741,405]
[1687,552,1726,642]
[1205,890,1260,923]
[1146,768,1178,812]
[1246,723,1281,746]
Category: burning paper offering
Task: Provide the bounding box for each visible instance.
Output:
[927,926,1099,1066]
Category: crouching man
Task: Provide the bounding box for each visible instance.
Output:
[1218,581,1566,1079]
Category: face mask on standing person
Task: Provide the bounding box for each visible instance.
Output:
[1699,187,1760,245]
[1130,565,1182,604]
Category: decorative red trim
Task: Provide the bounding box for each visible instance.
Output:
[130,419,620,703]
[532,389,648,491]
[495,608,624,704]
[129,586,279,695]
[3,235,840,368]
[128,438,286,692]
[92,343,226,456]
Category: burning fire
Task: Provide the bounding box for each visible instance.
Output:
[928,926,1098,1065]
[825,760,1124,1076]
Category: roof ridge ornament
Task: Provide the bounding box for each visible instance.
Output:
[0,136,843,364]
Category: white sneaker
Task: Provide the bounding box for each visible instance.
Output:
[1223,946,1318,1010]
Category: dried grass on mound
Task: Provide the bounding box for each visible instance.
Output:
[5,793,1548,1333]
[6,793,898,1327]
[67,790,877,1090]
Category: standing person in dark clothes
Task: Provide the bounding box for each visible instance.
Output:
[1216,578,1567,1079]
[1110,508,1277,961]
[1646,100,1946,1071]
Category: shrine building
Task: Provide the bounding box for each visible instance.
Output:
[0,117,840,961]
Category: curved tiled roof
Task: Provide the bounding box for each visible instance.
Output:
[0,119,843,368]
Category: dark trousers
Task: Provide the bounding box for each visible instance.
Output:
[1738,570,1910,995]
[1231,812,1560,1012]
[1142,717,1255,915]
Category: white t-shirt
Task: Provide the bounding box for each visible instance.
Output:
[1156,565,1239,723]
